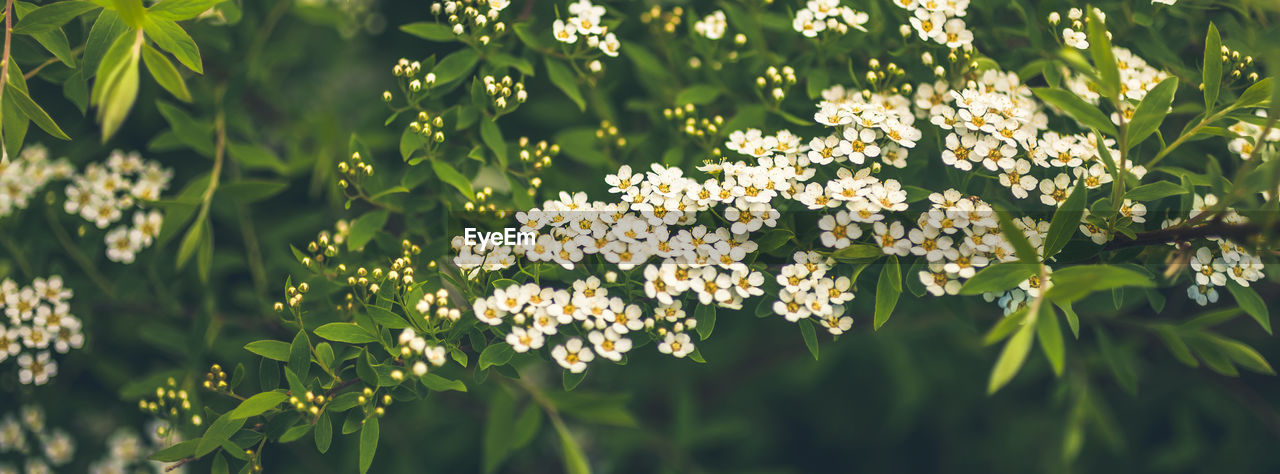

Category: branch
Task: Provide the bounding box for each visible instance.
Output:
[1104,220,1273,250]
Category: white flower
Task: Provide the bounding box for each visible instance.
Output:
[505,326,545,352]
[18,351,56,385]
[1190,247,1227,286]
[587,329,632,361]
[1062,28,1089,49]
[1187,284,1218,306]
[694,11,728,40]
[657,332,694,358]
[552,337,594,372]
[553,19,578,43]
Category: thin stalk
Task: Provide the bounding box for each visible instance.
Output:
[44,204,114,294]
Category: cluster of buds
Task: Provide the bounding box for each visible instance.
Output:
[1217,45,1260,84]
[756,66,797,103]
[387,241,420,287]
[140,377,201,428]
[595,120,627,149]
[392,58,423,79]
[414,288,460,322]
[482,75,527,112]
[865,59,909,95]
[289,391,326,417]
[517,136,558,171]
[296,225,347,271]
[664,104,726,156]
[202,364,230,392]
[467,186,510,217]
[429,0,509,44]
[337,150,373,191]
[279,282,309,309]
[409,111,447,145]
[395,328,450,377]
[640,5,683,34]
[356,387,393,417]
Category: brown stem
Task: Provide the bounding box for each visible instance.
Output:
[1103,220,1272,250]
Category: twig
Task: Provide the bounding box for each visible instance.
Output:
[0,226,32,278]
[165,456,195,472]
[1,0,15,161]
[23,45,85,79]
[1103,220,1273,250]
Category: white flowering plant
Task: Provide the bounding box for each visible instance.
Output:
[3,0,1280,472]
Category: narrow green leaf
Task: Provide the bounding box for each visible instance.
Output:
[1233,77,1272,110]
[148,0,223,21]
[12,1,98,35]
[1055,301,1080,339]
[553,420,591,474]
[1155,327,1198,367]
[1225,282,1271,334]
[988,322,1035,394]
[1095,327,1138,395]
[1036,304,1065,376]
[1124,181,1187,201]
[143,17,203,74]
[430,159,476,200]
[545,57,586,111]
[315,412,333,453]
[1203,23,1222,110]
[959,262,1039,295]
[675,84,722,106]
[3,84,70,140]
[798,318,819,360]
[996,206,1039,264]
[175,217,205,270]
[359,417,380,474]
[480,117,507,169]
[195,412,246,457]
[420,373,468,392]
[1086,7,1119,98]
[141,43,192,102]
[313,323,378,344]
[83,10,128,77]
[873,256,901,330]
[1045,265,1155,302]
[1126,77,1178,150]
[1032,88,1118,135]
[244,340,290,361]
[400,22,457,41]
[694,304,716,340]
[1044,181,1087,258]
[289,331,311,382]
[432,48,480,85]
[347,209,389,251]
[563,369,587,391]
[229,391,287,419]
[148,439,198,461]
[211,453,228,474]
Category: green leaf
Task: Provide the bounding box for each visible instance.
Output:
[1126,77,1177,149]
[3,84,70,140]
[156,100,213,155]
[289,331,311,382]
[830,243,884,263]
[511,404,542,449]
[483,391,516,474]
[141,43,192,102]
[229,391,287,419]
[553,420,591,474]
[359,417,379,474]
[996,206,1038,264]
[1095,327,1138,394]
[1055,301,1080,339]
[84,10,128,77]
[92,29,141,141]
[1123,181,1187,201]
[1203,23,1222,110]
[1036,304,1065,376]
[1200,334,1275,375]
[195,412,246,457]
[959,262,1039,295]
[347,209,389,251]
[143,17,203,74]
[217,179,288,203]
[1155,327,1198,367]
[1043,181,1087,258]
[148,0,223,20]
[553,127,609,166]
[432,48,480,85]
[873,256,901,330]
[314,412,333,454]
[563,369,587,391]
[1032,88,1118,135]
[313,323,378,344]
[430,159,476,200]
[545,57,586,111]
[211,453,228,474]
[366,305,408,330]
[1045,265,1155,303]
[1086,7,1119,98]
[175,217,205,270]
[480,117,507,169]
[487,52,534,76]
[226,141,286,171]
[1233,77,1272,110]
[12,1,98,35]
[478,343,515,370]
[694,304,716,340]
[148,439,198,461]
[1225,282,1271,334]
[798,318,819,360]
[420,373,468,392]
[244,340,290,361]
[675,84,722,106]
[988,320,1035,394]
[399,22,457,41]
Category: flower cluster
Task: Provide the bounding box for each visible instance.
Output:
[693,10,728,40]
[1,276,82,386]
[553,0,621,58]
[892,0,974,48]
[88,425,181,474]
[1160,195,1268,306]
[429,0,509,40]
[1067,48,1171,124]
[809,83,922,169]
[395,326,451,378]
[63,150,171,264]
[773,251,854,334]
[791,0,869,38]
[0,145,74,218]
[481,74,528,112]
[139,377,203,428]
[1227,111,1280,159]
[0,406,74,474]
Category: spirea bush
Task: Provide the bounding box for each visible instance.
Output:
[2,0,1280,472]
